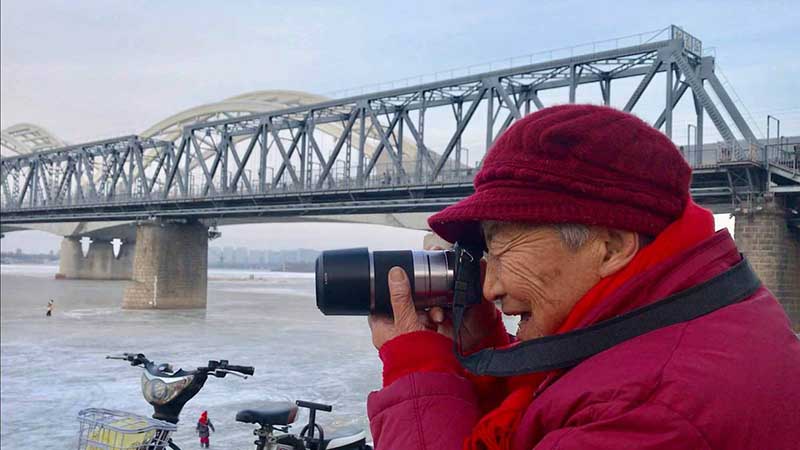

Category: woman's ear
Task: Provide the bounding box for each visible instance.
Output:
[597,228,640,278]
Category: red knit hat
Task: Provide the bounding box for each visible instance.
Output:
[428,104,691,244]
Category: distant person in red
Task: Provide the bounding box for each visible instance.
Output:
[195,410,215,448]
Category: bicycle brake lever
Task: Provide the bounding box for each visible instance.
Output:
[215,369,248,379]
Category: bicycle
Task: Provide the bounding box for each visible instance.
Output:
[76,353,371,450]
[235,399,371,450]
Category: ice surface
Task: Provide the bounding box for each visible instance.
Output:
[1,265,380,449]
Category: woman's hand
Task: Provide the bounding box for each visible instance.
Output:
[368,239,504,353]
[368,267,438,350]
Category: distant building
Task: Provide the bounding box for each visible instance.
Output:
[223,246,235,265]
[284,249,299,264]
[248,249,267,267]
[1,250,60,265]
[234,247,249,265]
[206,245,318,271]
[298,248,320,262]
[208,247,223,265]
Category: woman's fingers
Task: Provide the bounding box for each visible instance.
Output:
[388,267,420,331]
[429,306,446,324]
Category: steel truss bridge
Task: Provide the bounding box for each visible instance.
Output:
[1,26,798,226]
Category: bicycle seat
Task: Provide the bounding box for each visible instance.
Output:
[236,402,298,426]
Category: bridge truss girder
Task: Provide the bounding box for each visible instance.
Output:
[2,26,795,225]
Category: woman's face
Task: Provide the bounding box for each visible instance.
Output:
[482,224,607,340]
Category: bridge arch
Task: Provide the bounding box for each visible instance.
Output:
[139,89,413,180]
[0,123,65,157]
[141,90,332,141]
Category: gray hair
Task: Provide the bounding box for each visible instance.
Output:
[554,223,593,251]
[481,221,649,252]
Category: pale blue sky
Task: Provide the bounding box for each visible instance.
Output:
[1,0,797,252]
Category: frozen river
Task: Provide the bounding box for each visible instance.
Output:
[0,264,381,449]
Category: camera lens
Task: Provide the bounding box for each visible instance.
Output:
[315,248,372,315]
[315,248,455,315]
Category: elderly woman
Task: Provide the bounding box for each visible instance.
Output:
[367,105,800,450]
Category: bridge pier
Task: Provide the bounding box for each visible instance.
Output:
[56,237,134,280]
[123,220,208,309]
[734,196,800,330]
[56,237,83,279]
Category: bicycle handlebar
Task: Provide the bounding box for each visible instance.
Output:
[206,360,255,376]
[296,400,333,412]
[106,353,148,366]
[106,354,254,377]
[224,364,255,376]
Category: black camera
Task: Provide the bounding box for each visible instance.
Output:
[315,248,457,315]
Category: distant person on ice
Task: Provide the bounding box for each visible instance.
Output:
[196,410,215,448]
[46,299,54,317]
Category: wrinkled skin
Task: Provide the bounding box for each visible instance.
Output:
[368,224,639,349]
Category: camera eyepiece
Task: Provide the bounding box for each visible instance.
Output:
[315,248,456,315]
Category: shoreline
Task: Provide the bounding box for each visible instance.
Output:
[0,263,314,281]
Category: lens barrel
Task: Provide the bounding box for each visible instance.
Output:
[315,248,455,315]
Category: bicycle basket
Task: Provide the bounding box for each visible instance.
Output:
[77,408,177,450]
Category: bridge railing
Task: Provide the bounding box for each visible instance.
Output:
[764,142,799,175]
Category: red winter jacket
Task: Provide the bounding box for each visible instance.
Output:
[367,230,800,449]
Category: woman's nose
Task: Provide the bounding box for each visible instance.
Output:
[482,262,503,301]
